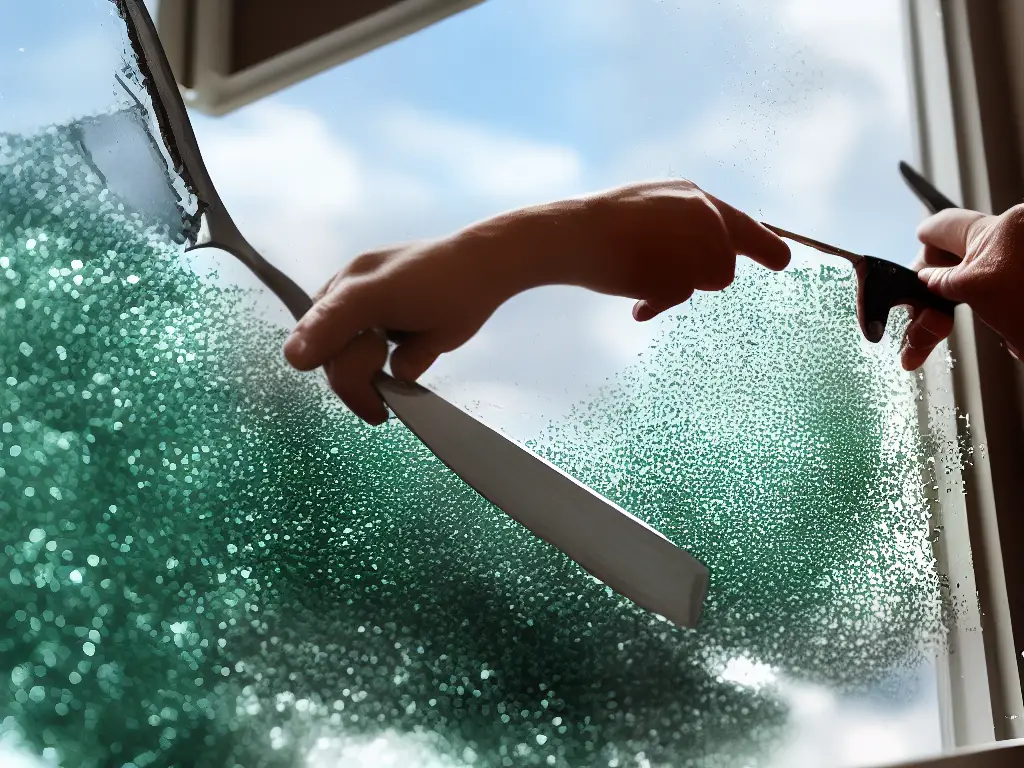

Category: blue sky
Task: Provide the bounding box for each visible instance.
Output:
[0,1,945,765]
[167,0,930,443]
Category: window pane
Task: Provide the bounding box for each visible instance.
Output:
[0,2,959,767]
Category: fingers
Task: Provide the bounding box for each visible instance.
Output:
[917,243,962,270]
[917,265,969,302]
[900,308,954,371]
[632,288,694,322]
[708,194,792,271]
[917,209,989,257]
[910,244,961,271]
[311,272,343,305]
[900,210,984,369]
[324,330,390,425]
[633,300,656,322]
[284,279,377,371]
[389,333,446,382]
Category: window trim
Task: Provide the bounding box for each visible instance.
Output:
[885,738,1024,768]
[905,0,1024,754]
[157,0,485,116]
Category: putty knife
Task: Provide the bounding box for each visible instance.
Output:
[108,0,711,628]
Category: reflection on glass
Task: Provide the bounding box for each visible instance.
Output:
[1,1,950,767]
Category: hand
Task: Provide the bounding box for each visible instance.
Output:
[901,205,1024,370]
[283,180,791,424]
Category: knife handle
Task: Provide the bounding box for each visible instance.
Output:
[845,161,963,344]
[856,256,960,343]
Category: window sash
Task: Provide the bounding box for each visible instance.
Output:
[157,0,485,115]
[904,0,1024,755]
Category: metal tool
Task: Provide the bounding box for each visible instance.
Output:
[111,0,711,628]
[761,163,961,343]
[898,161,959,214]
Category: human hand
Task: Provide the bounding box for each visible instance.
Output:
[283,180,791,424]
[901,205,1024,370]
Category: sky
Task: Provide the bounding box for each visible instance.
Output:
[0,1,951,766]
[0,0,931,433]
[181,0,929,443]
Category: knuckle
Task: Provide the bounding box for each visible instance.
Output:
[323,278,371,317]
[311,272,341,304]
[692,198,731,248]
[689,192,723,225]
[345,250,387,277]
[1000,203,1024,233]
[997,205,1024,255]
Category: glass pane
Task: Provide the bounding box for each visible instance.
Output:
[1,2,958,767]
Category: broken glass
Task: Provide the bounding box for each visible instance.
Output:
[0,1,952,767]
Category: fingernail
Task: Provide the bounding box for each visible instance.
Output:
[633,302,653,322]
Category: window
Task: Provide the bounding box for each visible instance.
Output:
[1,1,1021,766]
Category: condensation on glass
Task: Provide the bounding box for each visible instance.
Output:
[0,1,957,767]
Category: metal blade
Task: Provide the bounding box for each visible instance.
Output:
[115,0,220,210]
[71,105,185,236]
[761,222,865,265]
[375,375,711,629]
[898,161,958,214]
[117,0,710,629]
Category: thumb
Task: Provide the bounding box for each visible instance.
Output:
[917,208,989,257]
[633,299,662,322]
[389,333,448,382]
[632,289,694,322]
[918,264,971,302]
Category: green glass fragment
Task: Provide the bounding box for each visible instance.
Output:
[0,114,943,767]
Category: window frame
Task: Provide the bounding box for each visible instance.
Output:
[157,0,485,116]
[903,0,1024,760]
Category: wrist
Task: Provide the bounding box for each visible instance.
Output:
[449,197,602,302]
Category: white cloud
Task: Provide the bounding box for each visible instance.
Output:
[586,295,665,369]
[616,91,865,230]
[767,678,942,768]
[194,103,411,292]
[700,649,942,768]
[189,102,587,293]
[0,746,49,768]
[193,103,364,291]
[538,0,906,224]
[717,655,779,691]
[378,106,584,203]
[197,103,363,219]
[545,0,908,124]
[777,0,910,120]
[305,729,465,768]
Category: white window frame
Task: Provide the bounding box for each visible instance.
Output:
[157,0,485,116]
[886,0,1024,765]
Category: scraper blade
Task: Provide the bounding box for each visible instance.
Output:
[375,375,711,628]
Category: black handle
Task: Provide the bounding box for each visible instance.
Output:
[856,256,959,343]
[852,162,963,343]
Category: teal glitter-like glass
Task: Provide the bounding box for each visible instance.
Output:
[0,112,944,767]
